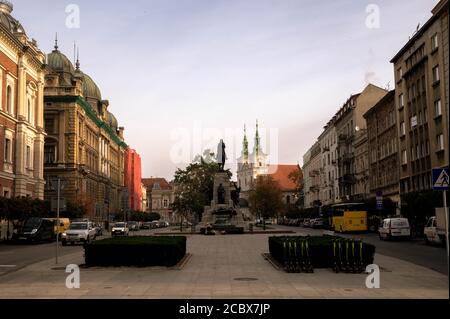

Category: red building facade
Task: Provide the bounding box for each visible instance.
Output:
[124,148,142,211]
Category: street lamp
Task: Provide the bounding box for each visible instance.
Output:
[50,177,66,264]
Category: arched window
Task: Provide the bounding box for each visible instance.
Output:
[6,85,12,113]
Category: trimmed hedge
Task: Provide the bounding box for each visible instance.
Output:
[269,235,375,269]
[84,236,186,267]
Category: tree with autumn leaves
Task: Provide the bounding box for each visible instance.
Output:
[248,175,285,230]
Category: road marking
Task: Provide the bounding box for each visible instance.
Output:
[0,265,16,268]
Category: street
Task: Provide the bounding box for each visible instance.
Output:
[0,225,447,278]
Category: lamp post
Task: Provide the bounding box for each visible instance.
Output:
[50,178,66,264]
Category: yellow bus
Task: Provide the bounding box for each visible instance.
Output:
[331,203,368,233]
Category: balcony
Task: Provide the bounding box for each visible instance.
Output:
[339,174,356,185]
[341,152,354,163]
[309,169,320,177]
[322,146,330,152]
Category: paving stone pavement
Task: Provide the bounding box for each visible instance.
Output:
[0,234,447,299]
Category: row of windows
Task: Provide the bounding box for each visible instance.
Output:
[3,137,33,168]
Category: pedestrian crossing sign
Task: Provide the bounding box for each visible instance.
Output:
[432,168,449,191]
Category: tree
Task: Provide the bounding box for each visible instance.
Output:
[172,151,232,231]
[248,175,284,230]
[288,166,303,208]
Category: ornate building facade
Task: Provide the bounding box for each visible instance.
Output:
[142,177,174,222]
[0,1,46,199]
[43,40,127,222]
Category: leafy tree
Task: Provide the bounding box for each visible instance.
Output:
[288,166,303,207]
[249,175,284,230]
[172,151,232,231]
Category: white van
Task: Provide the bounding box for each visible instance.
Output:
[379,218,411,240]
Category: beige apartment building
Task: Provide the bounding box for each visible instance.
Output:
[353,129,370,201]
[302,141,321,208]
[391,0,449,194]
[364,90,400,204]
[318,120,338,206]
[334,84,388,202]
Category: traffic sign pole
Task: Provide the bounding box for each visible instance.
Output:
[443,190,449,275]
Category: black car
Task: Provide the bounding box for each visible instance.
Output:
[13,218,55,243]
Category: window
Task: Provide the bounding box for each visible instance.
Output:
[44,145,56,164]
[437,134,444,151]
[400,122,406,136]
[431,33,438,50]
[411,116,417,128]
[432,65,440,83]
[27,99,33,123]
[399,94,404,109]
[411,147,415,161]
[45,118,55,134]
[4,138,12,163]
[163,199,168,208]
[426,140,430,155]
[435,99,442,117]
[6,85,12,114]
[397,68,403,79]
[401,150,407,165]
[26,146,31,168]
[424,108,428,123]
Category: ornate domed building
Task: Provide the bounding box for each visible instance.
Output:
[0,0,46,200]
[44,37,128,222]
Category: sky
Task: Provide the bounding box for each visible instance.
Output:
[11,0,435,180]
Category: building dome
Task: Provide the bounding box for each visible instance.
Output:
[0,1,26,35]
[46,50,75,73]
[107,111,118,132]
[82,73,102,101]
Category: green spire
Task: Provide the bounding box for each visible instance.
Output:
[254,119,261,155]
[243,125,249,161]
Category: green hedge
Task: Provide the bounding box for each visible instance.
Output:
[269,236,375,269]
[84,236,186,267]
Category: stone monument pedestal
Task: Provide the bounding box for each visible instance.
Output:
[200,171,245,230]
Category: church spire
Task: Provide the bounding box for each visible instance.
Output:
[75,47,80,70]
[242,125,249,162]
[254,119,261,156]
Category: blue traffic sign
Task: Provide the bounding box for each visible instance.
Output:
[432,168,449,191]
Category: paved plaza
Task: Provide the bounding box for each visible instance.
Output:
[0,233,447,299]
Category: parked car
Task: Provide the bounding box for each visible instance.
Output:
[141,222,152,229]
[94,223,103,236]
[311,218,324,229]
[158,221,170,228]
[302,218,311,227]
[112,222,129,237]
[128,221,139,231]
[379,218,411,240]
[13,217,55,243]
[424,208,446,245]
[62,222,97,245]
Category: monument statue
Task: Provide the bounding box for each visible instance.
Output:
[217,183,225,204]
[216,139,227,170]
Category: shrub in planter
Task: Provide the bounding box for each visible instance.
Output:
[84,236,186,267]
[269,235,375,269]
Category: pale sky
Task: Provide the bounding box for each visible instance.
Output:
[12,0,435,180]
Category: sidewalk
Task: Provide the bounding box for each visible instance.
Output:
[0,234,447,299]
